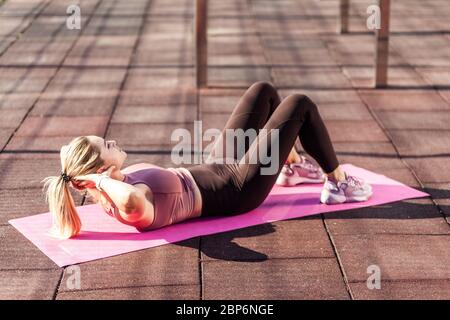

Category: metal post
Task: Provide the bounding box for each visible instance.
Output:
[374,0,390,88]
[195,0,207,88]
[339,0,350,34]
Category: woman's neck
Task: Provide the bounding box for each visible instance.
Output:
[117,171,125,182]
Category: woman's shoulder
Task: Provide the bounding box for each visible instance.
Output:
[122,163,184,193]
[120,163,157,196]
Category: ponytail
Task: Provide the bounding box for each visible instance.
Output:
[42,136,103,239]
[42,175,81,239]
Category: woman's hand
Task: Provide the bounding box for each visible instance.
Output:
[75,166,116,189]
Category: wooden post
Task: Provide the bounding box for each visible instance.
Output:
[374,0,390,88]
[339,0,350,33]
[195,0,207,88]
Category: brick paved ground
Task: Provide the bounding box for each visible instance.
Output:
[0,0,449,299]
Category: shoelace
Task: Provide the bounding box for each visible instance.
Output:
[293,157,319,172]
[346,175,363,188]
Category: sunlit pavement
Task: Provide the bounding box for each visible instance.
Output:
[0,0,449,299]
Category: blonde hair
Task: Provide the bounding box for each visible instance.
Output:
[42,136,104,239]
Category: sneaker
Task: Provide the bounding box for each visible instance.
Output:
[276,156,325,186]
[320,173,372,204]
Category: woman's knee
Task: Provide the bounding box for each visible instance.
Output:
[283,93,318,115]
[249,81,277,96]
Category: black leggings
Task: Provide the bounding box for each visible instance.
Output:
[187,81,339,217]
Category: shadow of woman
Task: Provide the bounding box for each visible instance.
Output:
[174,186,449,262]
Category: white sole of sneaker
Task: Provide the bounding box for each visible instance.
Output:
[320,189,373,204]
[276,174,324,186]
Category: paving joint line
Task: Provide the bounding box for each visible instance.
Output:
[200,256,337,263]
[58,282,200,295]
[0,0,53,57]
[320,213,355,299]
[348,278,450,284]
[51,268,65,300]
[0,267,60,272]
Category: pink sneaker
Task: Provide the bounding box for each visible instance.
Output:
[276,156,325,186]
[320,173,372,204]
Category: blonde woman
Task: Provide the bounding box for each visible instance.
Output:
[43,81,372,239]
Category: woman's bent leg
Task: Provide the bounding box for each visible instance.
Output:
[207,81,281,162]
[233,94,340,213]
[190,92,340,217]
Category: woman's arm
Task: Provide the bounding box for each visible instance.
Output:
[77,167,155,227]
[91,178,142,216]
[76,168,142,216]
[95,176,142,215]
[85,179,155,227]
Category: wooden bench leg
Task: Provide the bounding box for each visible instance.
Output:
[195,0,208,88]
[339,0,350,34]
[374,0,390,88]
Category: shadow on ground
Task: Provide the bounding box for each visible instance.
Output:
[173,187,449,262]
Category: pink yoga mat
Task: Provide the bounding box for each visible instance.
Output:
[9,164,428,267]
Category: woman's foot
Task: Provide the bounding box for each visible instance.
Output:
[276,156,325,186]
[320,173,372,204]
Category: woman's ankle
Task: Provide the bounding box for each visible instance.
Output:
[326,166,346,183]
[287,148,302,164]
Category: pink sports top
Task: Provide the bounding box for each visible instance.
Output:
[123,166,202,231]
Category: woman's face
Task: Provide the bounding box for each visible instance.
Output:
[87,135,127,171]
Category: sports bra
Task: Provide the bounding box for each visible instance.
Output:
[122,166,202,231]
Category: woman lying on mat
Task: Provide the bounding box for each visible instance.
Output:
[43,81,372,239]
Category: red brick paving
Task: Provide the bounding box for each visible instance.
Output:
[30,96,116,117]
[118,88,198,107]
[201,219,335,261]
[350,280,450,300]
[375,111,450,130]
[358,90,450,111]
[57,285,200,300]
[325,198,450,236]
[0,187,83,225]
[112,105,197,124]
[202,259,350,300]
[15,116,109,137]
[106,123,195,149]
[0,269,62,300]
[332,234,450,282]
[389,130,450,157]
[0,158,65,189]
[324,120,390,143]
[0,0,449,300]
[58,238,200,292]
[405,157,450,183]
[0,226,60,270]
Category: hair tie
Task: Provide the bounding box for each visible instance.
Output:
[61,172,71,183]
